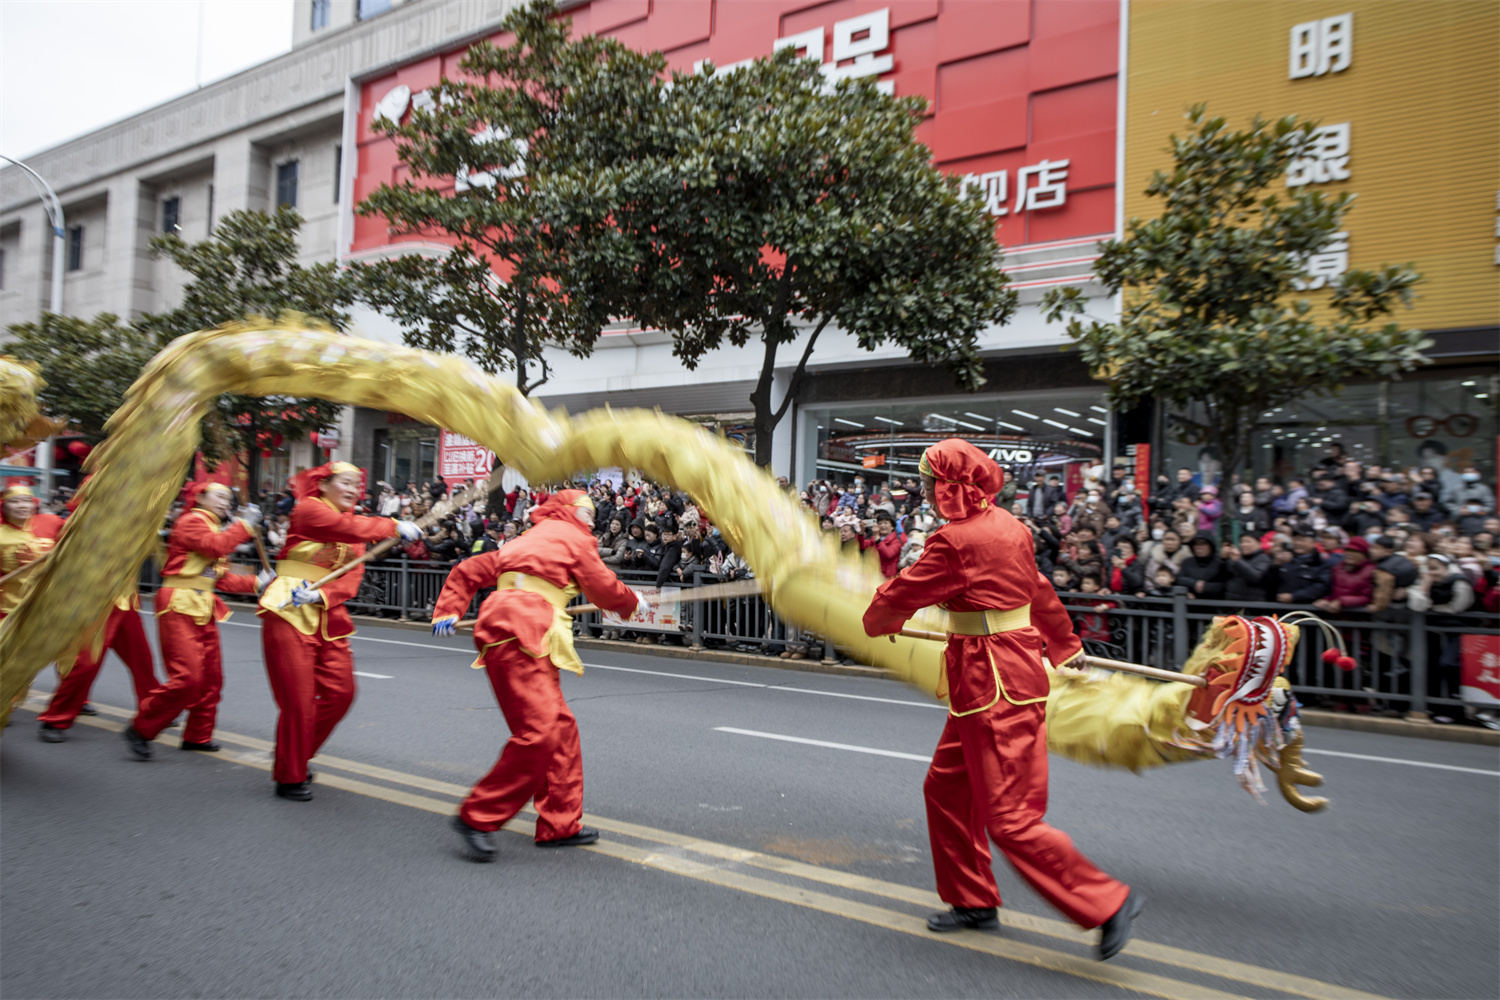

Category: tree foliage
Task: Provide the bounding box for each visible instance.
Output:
[545,41,1015,466]
[139,207,359,466]
[4,312,157,441]
[1043,107,1428,484]
[354,0,657,393]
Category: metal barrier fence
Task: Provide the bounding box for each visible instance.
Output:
[139,558,1498,714]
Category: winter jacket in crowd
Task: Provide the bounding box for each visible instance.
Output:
[598,530,629,566]
[1175,534,1229,599]
[1328,558,1375,610]
[1224,549,1274,604]
[1275,550,1331,603]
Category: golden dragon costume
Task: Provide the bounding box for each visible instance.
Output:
[0,320,1326,811]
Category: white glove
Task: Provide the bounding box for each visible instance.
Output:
[395,519,423,542]
[255,570,276,596]
[634,589,653,620]
[238,507,263,529]
[432,616,458,637]
[291,580,325,607]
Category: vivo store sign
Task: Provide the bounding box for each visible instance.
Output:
[989,448,1035,463]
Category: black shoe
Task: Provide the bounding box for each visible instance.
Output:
[926,906,999,932]
[122,726,153,760]
[38,724,67,743]
[179,740,221,752]
[451,816,497,862]
[1098,891,1144,961]
[535,827,600,848]
[78,703,98,716]
[275,781,313,802]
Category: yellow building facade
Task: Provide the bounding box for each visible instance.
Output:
[1124,0,1498,480]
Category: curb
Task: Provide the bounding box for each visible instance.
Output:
[1297,709,1499,746]
[341,613,1497,745]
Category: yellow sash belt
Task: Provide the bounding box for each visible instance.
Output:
[946,604,1031,636]
[257,560,331,635]
[484,571,584,676]
[158,574,220,625]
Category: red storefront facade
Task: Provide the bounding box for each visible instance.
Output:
[347,0,1121,260]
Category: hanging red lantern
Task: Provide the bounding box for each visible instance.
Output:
[67,440,91,458]
[261,449,274,458]
[272,433,284,448]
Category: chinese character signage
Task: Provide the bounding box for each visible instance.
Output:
[1289,14,1353,79]
[438,430,494,484]
[1286,123,1351,187]
[1460,634,1500,706]
[602,586,681,632]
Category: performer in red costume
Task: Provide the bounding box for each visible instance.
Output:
[0,484,62,620]
[122,482,269,760]
[431,489,648,861]
[863,439,1142,961]
[1,484,64,716]
[257,462,420,801]
[38,482,159,742]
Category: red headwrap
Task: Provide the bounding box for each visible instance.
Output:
[179,480,232,509]
[291,461,362,501]
[527,489,595,530]
[918,438,1005,521]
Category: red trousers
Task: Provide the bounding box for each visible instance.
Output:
[459,641,584,842]
[132,611,226,743]
[261,613,356,784]
[924,699,1129,929]
[39,607,157,728]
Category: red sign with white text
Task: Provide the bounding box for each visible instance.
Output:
[437,430,494,486]
[350,0,1119,260]
[1461,634,1500,706]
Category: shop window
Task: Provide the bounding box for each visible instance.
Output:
[276,161,299,209]
[161,196,180,234]
[66,226,83,271]
[310,0,330,30]
[357,0,393,20]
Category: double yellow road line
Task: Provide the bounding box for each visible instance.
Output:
[17,695,1393,1000]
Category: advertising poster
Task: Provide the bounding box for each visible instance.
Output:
[437,430,494,486]
[602,586,681,632]
[1460,634,1500,706]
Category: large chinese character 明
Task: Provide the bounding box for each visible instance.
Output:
[1286,122,1352,187]
[1289,13,1353,79]
[1015,160,1069,213]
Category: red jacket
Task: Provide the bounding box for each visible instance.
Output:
[434,517,637,658]
[157,508,255,622]
[873,530,904,579]
[864,506,1083,715]
[1329,558,1375,609]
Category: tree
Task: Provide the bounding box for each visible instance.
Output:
[354,0,660,394]
[1042,107,1427,486]
[139,206,360,469]
[546,45,1016,467]
[4,312,157,441]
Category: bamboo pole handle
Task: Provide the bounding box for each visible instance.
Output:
[277,480,490,609]
[896,627,1206,688]
[451,578,763,630]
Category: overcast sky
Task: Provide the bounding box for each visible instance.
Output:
[2,0,293,159]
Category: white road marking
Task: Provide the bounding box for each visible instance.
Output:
[216,619,1500,775]
[1300,747,1499,776]
[353,671,393,679]
[716,727,930,762]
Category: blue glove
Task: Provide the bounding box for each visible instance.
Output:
[291,580,324,607]
[395,520,423,542]
[432,616,458,637]
[255,570,276,597]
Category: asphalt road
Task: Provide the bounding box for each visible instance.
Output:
[3,612,1497,1000]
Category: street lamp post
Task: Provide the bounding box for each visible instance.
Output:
[0,154,64,495]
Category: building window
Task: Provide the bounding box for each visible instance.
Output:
[310,0,330,30]
[276,161,299,209]
[207,183,215,232]
[0,248,6,290]
[333,145,342,203]
[161,196,181,234]
[67,226,83,271]
[357,0,393,21]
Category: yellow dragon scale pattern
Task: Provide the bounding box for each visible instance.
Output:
[2,320,1321,808]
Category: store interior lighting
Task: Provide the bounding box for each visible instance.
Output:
[1090,405,1108,413]
[834,418,864,428]
[998,421,1026,432]
[873,416,902,425]
[962,412,991,421]
[1087,416,1106,425]
[1042,418,1069,429]
[1054,407,1081,417]
[1011,409,1039,419]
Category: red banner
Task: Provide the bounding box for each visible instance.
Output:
[1460,634,1500,706]
[1134,443,1152,502]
